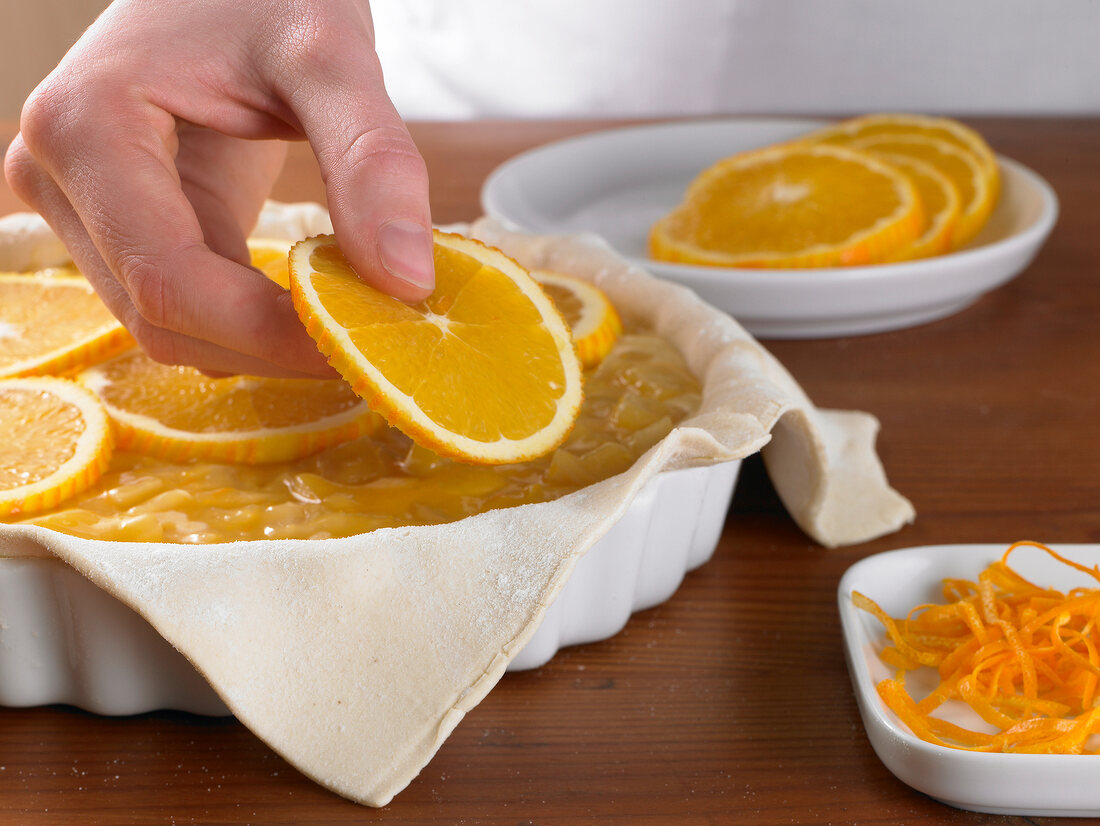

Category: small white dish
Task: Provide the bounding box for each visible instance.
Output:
[481,118,1059,338]
[838,543,1100,817]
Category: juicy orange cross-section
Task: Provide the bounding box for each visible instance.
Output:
[876,154,961,260]
[802,112,999,200]
[288,231,583,465]
[0,274,135,378]
[530,269,622,369]
[851,134,994,249]
[0,377,114,516]
[649,143,923,268]
[79,349,382,465]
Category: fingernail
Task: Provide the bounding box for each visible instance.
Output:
[378,220,435,290]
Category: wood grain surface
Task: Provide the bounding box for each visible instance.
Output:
[1,117,1098,825]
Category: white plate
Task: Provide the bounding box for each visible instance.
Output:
[481,118,1059,338]
[838,543,1100,817]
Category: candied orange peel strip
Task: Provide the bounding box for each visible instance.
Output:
[854,540,1100,753]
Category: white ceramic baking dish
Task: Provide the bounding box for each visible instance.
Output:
[0,201,921,808]
[0,459,739,716]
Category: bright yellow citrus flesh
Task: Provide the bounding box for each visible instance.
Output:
[531,269,622,369]
[851,134,994,248]
[876,154,961,260]
[248,238,294,289]
[803,112,999,201]
[79,349,382,465]
[288,232,583,465]
[0,274,135,378]
[0,377,114,516]
[649,143,923,268]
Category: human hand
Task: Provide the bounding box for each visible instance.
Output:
[4,0,434,377]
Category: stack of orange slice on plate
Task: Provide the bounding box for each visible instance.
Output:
[650,113,999,268]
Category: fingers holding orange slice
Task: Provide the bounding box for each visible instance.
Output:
[289,231,584,465]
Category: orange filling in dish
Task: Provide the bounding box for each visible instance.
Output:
[13,333,699,543]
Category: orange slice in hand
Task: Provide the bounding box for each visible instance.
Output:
[531,269,622,369]
[0,274,134,378]
[79,349,381,464]
[0,377,114,516]
[649,143,923,268]
[288,231,583,465]
[851,134,994,248]
[877,154,961,260]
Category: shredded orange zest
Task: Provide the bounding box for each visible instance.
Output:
[854,540,1100,753]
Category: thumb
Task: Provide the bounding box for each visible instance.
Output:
[272,27,434,301]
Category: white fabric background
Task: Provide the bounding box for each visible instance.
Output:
[372,0,1099,120]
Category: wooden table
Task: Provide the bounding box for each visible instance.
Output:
[1,118,1097,825]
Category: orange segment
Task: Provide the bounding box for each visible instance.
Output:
[79,349,382,464]
[248,238,293,289]
[649,143,923,268]
[0,377,114,516]
[0,274,135,378]
[877,154,961,260]
[288,231,583,465]
[851,134,994,248]
[803,113,999,201]
[531,269,622,369]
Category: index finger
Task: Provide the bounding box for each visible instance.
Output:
[20,98,329,375]
[261,17,436,303]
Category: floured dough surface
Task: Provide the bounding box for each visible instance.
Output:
[0,204,913,806]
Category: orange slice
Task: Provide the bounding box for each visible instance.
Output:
[0,377,114,516]
[803,113,999,200]
[248,238,293,289]
[850,134,994,248]
[79,348,382,464]
[531,269,622,369]
[649,143,923,268]
[877,154,961,260]
[0,274,135,378]
[288,231,583,465]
